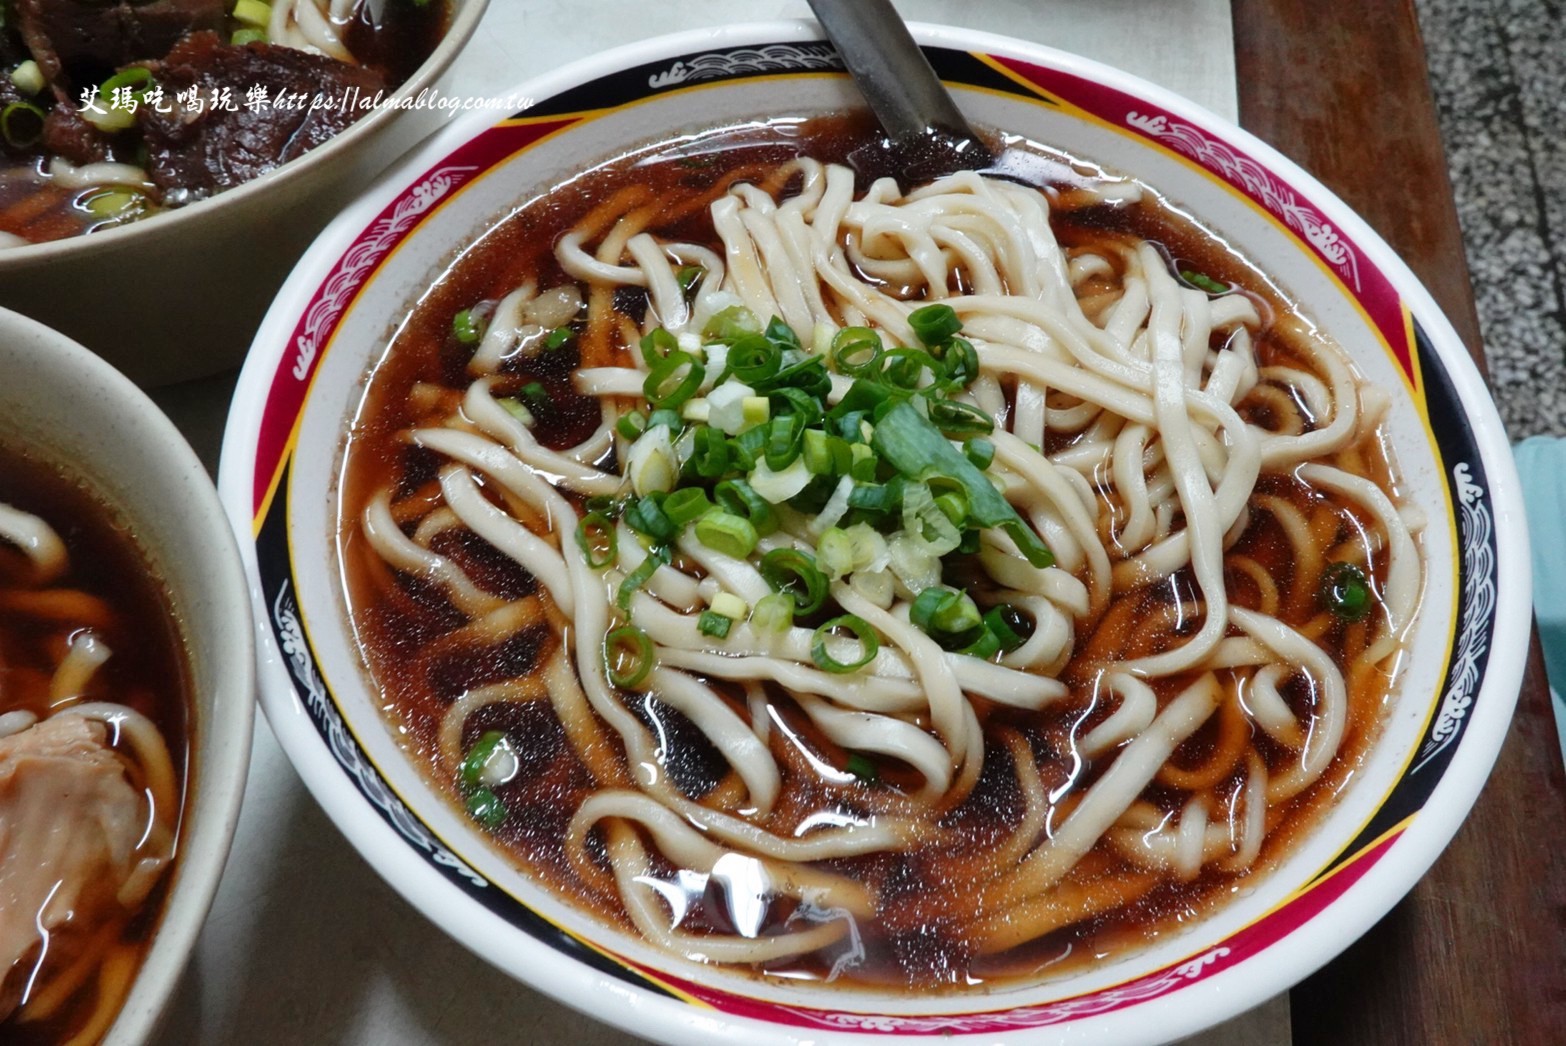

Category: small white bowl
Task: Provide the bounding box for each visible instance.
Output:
[220,21,1531,1044]
[0,306,256,1043]
[0,0,488,387]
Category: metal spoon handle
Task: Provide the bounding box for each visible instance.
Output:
[806,0,988,153]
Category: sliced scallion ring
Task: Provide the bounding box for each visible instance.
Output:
[0,101,45,149]
[811,615,879,674]
[465,787,508,829]
[575,511,618,569]
[907,303,962,346]
[695,510,758,559]
[759,548,827,615]
[458,730,509,791]
[1320,561,1374,621]
[604,625,656,689]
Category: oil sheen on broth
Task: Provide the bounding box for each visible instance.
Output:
[0,451,188,1040]
[339,113,1420,989]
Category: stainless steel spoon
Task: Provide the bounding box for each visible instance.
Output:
[806,0,1059,187]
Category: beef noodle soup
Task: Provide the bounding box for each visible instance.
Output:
[0,0,447,245]
[339,115,1422,989]
[0,450,187,1041]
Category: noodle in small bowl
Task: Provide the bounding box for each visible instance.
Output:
[219,23,1530,1045]
[0,306,255,1043]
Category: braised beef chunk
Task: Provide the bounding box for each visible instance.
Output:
[41,102,109,165]
[13,0,224,90]
[137,32,386,201]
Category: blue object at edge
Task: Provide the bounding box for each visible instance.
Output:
[1513,436,1566,762]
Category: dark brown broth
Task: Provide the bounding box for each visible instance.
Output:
[340,113,1395,989]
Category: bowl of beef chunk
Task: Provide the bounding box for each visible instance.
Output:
[0,0,487,385]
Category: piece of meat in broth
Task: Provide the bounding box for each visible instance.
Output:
[12,0,225,92]
[0,715,155,1022]
[137,31,386,204]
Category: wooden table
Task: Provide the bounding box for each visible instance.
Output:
[1234,1,1566,1040]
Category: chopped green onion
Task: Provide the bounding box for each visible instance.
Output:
[496,397,533,427]
[910,585,984,649]
[684,425,731,479]
[713,479,779,536]
[829,378,894,421]
[676,265,705,293]
[958,627,1002,660]
[770,385,824,427]
[817,527,856,580]
[728,334,782,385]
[750,592,795,633]
[803,429,851,477]
[847,482,900,516]
[82,189,142,220]
[545,326,574,350]
[232,0,272,27]
[647,408,683,432]
[100,67,154,96]
[983,604,1032,653]
[941,338,980,388]
[711,592,748,619]
[9,61,45,97]
[623,494,676,543]
[845,752,879,784]
[695,511,759,559]
[902,480,962,555]
[1320,561,1373,621]
[908,303,962,346]
[519,381,549,414]
[760,548,828,615]
[881,348,939,390]
[644,350,704,410]
[639,327,679,367]
[811,615,879,673]
[830,327,884,377]
[616,410,647,440]
[933,491,968,527]
[928,399,994,435]
[964,437,995,470]
[451,308,484,345]
[764,316,802,350]
[465,787,508,829]
[754,352,830,397]
[604,625,656,689]
[749,456,812,503]
[729,425,766,471]
[458,730,508,791]
[872,402,1053,568]
[849,443,878,483]
[697,610,733,638]
[662,487,713,528]
[764,412,806,471]
[703,305,760,342]
[741,396,771,430]
[625,426,676,495]
[576,511,618,569]
[616,546,669,610]
[0,101,45,149]
[231,27,268,45]
[1180,269,1230,295]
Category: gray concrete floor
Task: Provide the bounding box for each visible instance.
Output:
[1417,0,1566,439]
